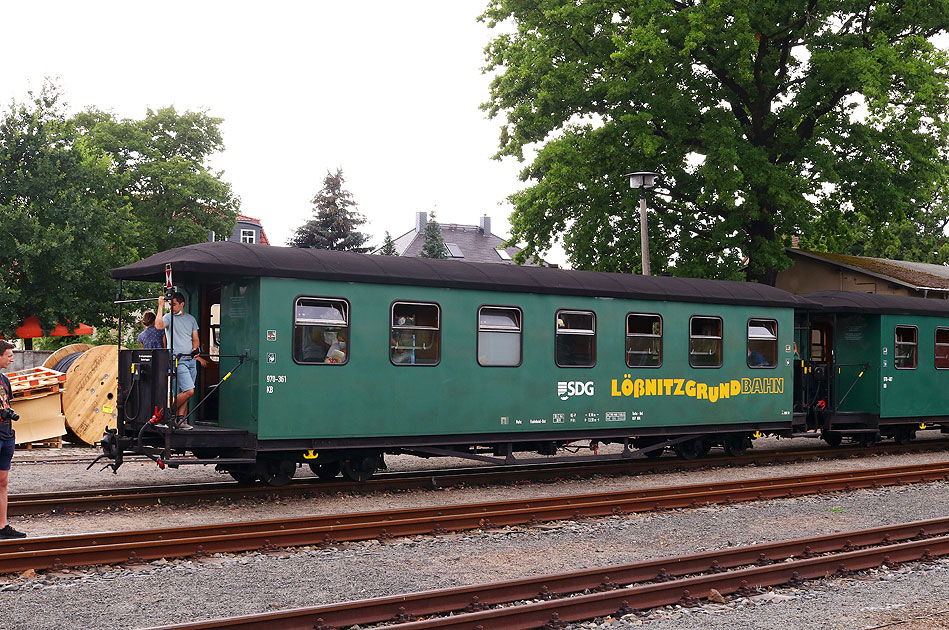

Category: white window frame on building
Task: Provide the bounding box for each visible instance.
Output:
[240,229,256,244]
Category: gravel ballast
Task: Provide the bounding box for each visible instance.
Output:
[1,442,948,629]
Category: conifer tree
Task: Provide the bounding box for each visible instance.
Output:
[418,212,448,259]
[378,231,399,256]
[290,169,369,251]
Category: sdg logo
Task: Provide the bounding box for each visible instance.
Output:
[558,381,595,401]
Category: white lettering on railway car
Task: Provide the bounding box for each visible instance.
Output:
[605,411,626,422]
[557,381,595,400]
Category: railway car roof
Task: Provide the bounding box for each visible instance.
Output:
[804,291,949,317]
[113,242,815,309]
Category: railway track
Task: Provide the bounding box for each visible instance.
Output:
[10,438,949,516]
[2,461,947,575]
[147,516,949,629]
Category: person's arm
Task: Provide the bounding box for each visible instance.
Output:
[192,328,208,366]
[154,296,167,330]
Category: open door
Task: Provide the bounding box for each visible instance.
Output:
[197,284,222,424]
[804,319,834,429]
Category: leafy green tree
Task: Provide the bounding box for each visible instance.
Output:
[482,1,949,283]
[378,231,399,255]
[0,84,137,338]
[290,169,369,251]
[75,106,239,257]
[419,212,448,259]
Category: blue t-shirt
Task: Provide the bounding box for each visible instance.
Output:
[138,326,165,349]
[162,311,199,357]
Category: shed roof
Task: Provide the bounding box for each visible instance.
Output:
[113,242,812,309]
[790,249,949,291]
[804,291,949,317]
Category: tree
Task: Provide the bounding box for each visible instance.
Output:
[0,84,138,337]
[378,231,399,255]
[482,1,949,283]
[75,106,239,257]
[418,212,448,259]
[290,169,370,251]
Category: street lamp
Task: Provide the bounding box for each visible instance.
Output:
[625,171,658,276]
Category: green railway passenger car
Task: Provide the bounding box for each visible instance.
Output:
[99,243,947,485]
[796,291,949,445]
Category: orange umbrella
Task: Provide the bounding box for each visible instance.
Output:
[14,316,94,339]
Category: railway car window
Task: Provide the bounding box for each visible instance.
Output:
[626,314,662,368]
[478,306,522,367]
[747,319,777,368]
[391,302,440,366]
[556,310,596,367]
[689,316,723,368]
[209,303,221,360]
[293,298,349,365]
[894,326,917,370]
[937,328,949,369]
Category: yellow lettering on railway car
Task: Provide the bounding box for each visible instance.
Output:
[607,375,784,404]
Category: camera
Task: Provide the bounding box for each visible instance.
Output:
[0,407,18,422]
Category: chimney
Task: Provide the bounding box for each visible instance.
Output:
[479,215,491,236]
[415,211,427,234]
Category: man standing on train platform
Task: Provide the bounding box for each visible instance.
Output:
[0,340,27,539]
[155,293,208,429]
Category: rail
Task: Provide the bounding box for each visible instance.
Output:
[1,461,947,574]
[147,517,949,629]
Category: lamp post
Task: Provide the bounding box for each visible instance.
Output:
[625,171,658,276]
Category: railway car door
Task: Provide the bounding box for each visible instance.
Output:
[197,283,222,424]
[803,320,834,429]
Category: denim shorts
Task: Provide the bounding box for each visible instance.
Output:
[0,437,15,471]
[176,358,197,393]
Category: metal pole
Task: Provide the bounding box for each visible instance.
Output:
[639,192,651,276]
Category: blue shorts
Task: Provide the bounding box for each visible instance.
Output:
[0,437,15,471]
[176,358,197,393]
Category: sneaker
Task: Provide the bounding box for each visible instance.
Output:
[0,524,27,539]
[176,421,194,431]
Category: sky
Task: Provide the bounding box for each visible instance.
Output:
[3,5,946,263]
[1,1,528,252]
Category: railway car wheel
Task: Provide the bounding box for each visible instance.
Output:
[642,446,664,459]
[341,455,379,482]
[258,459,296,487]
[822,432,842,447]
[723,434,751,457]
[893,427,915,445]
[228,468,258,484]
[636,438,666,459]
[857,432,878,448]
[673,438,707,460]
[309,461,341,480]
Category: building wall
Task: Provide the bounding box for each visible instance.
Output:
[776,256,915,296]
[6,351,55,372]
[230,222,261,244]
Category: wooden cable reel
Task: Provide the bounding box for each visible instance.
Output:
[43,344,121,445]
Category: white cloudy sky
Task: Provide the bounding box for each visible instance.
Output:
[3,4,946,259]
[1,1,526,250]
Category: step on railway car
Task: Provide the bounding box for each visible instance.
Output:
[96,242,949,485]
